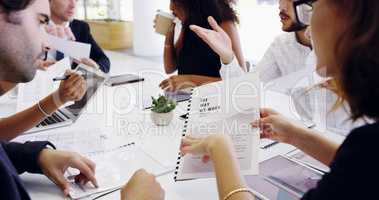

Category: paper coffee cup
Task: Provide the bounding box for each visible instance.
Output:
[155,10,175,36]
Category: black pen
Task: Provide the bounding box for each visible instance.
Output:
[53,75,70,81]
[261,141,279,149]
[43,51,48,61]
[53,73,87,82]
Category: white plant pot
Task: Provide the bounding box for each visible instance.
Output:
[151,111,174,126]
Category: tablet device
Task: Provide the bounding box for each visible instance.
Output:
[164,90,192,102]
[246,155,323,200]
[105,74,144,86]
[246,175,298,200]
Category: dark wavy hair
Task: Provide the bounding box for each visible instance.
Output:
[0,0,34,13]
[332,0,379,121]
[218,0,239,23]
[171,0,239,27]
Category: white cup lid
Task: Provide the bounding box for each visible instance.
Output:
[157,10,175,19]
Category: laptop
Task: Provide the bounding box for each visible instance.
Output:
[25,64,107,134]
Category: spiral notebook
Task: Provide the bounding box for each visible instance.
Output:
[174,73,261,181]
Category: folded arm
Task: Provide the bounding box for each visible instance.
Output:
[85,23,111,73]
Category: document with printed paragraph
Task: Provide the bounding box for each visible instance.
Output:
[174,73,261,181]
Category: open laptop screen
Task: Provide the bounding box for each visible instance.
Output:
[65,65,106,116]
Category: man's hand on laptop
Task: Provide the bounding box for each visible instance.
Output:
[54,70,86,105]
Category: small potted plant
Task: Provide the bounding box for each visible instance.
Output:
[151,95,176,126]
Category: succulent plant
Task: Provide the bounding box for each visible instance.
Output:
[151,95,176,113]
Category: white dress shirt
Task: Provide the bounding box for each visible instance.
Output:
[47,21,70,61]
[257,32,312,83]
[220,32,312,82]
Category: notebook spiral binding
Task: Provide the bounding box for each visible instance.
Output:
[174,88,194,181]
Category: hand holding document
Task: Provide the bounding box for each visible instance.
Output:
[174,73,261,181]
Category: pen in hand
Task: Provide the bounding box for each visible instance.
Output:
[53,75,70,81]
[53,73,86,82]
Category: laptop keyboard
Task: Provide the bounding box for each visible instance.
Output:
[36,112,68,128]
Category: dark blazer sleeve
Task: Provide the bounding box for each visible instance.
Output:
[84,22,111,73]
[71,20,111,73]
[1,141,55,174]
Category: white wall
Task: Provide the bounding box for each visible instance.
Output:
[133,0,170,56]
[238,0,282,63]
[76,0,282,60]
[132,0,282,59]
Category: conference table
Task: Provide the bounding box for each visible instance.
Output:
[0,59,344,200]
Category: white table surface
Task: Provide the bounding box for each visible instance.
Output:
[0,59,345,200]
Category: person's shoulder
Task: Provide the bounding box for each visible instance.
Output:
[349,122,379,136]
[343,122,379,147]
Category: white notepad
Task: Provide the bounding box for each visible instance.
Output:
[174,73,261,181]
[68,143,171,200]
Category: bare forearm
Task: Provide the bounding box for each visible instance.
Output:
[163,36,177,74]
[0,92,63,141]
[230,32,246,71]
[210,136,254,200]
[220,21,246,71]
[290,126,339,166]
[188,75,221,86]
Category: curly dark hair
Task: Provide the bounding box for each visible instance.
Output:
[171,0,239,27]
[0,0,34,13]
[332,0,379,121]
[218,0,239,24]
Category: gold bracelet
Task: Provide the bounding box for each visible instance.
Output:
[223,187,254,200]
[164,44,173,48]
